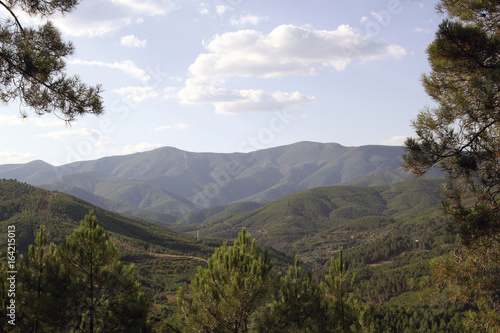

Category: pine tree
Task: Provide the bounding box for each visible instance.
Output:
[322,247,363,332]
[16,226,66,332]
[403,0,499,247]
[256,257,324,333]
[403,0,500,329]
[0,0,103,122]
[176,228,273,333]
[57,211,149,332]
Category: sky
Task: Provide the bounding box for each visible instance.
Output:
[0,0,443,166]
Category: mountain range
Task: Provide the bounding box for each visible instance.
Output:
[0,141,440,223]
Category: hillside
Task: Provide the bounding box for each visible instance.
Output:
[40,170,196,216]
[175,178,450,268]
[0,142,417,218]
[172,177,458,308]
[0,179,222,303]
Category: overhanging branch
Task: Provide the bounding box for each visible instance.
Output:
[0,1,26,36]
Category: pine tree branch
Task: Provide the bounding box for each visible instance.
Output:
[0,0,26,36]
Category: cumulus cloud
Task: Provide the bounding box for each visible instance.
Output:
[69,59,150,81]
[121,34,147,47]
[113,86,159,103]
[179,80,316,114]
[211,90,315,114]
[179,24,404,114]
[189,24,406,81]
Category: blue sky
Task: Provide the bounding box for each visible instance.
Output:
[0,0,441,166]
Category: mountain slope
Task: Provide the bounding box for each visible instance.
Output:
[0,178,224,302]
[0,179,216,256]
[175,178,448,266]
[40,170,197,215]
[0,142,415,218]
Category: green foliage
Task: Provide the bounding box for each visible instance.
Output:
[16,226,63,331]
[256,257,324,332]
[403,0,500,330]
[0,179,218,258]
[403,0,500,246]
[322,247,363,332]
[185,178,447,268]
[10,212,150,332]
[431,245,500,331]
[0,0,103,122]
[176,229,273,332]
[57,211,149,331]
[361,303,473,333]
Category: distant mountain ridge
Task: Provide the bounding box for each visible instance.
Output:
[0,142,418,220]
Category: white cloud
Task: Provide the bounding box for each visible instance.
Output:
[164,86,180,99]
[189,24,406,81]
[414,27,432,34]
[216,5,228,16]
[35,0,175,37]
[381,136,407,146]
[54,16,132,37]
[230,15,262,26]
[110,0,175,16]
[360,16,369,23]
[179,80,316,114]
[121,142,164,154]
[174,123,191,130]
[36,128,115,153]
[0,114,30,126]
[0,151,37,163]
[153,125,172,131]
[6,0,175,37]
[120,34,147,47]
[36,128,97,140]
[113,86,159,103]
[153,123,191,131]
[213,90,315,114]
[49,1,133,37]
[69,59,150,81]
[0,114,62,127]
[180,24,404,113]
[371,11,389,23]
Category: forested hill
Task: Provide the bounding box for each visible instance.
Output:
[0,178,220,257]
[175,178,451,266]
